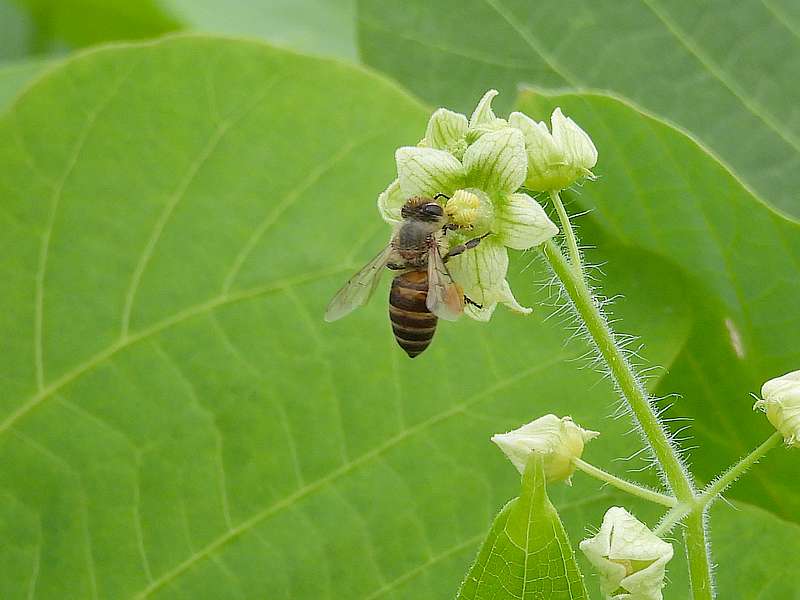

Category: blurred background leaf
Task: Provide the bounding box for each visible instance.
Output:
[9,0,179,49]
[357,0,800,218]
[160,0,357,61]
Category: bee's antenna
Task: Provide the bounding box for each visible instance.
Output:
[433,193,450,202]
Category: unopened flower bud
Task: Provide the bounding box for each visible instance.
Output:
[509,107,597,192]
[580,507,673,600]
[754,370,800,447]
[491,414,599,483]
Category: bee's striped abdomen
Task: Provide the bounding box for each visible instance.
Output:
[389,270,437,358]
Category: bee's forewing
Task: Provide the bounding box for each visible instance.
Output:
[426,245,464,321]
[324,244,394,322]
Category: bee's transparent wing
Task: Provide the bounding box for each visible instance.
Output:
[426,244,464,321]
[324,245,393,322]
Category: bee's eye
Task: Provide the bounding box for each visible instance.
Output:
[422,203,444,217]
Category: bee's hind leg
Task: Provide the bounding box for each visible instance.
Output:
[443,232,492,261]
[464,296,482,309]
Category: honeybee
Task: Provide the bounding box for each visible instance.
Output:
[324,195,489,358]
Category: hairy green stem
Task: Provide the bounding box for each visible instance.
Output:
[542,199,714,598]
[542,239,693,497]
[550,190,582,274]
[572,457,677,507]
[654,432,783,536]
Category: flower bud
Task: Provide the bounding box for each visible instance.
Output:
[754,370,800,447]
[580,507,673,600]
[509,107,597,192]
[491,415,599,483]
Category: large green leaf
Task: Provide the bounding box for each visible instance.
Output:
[357,0,800,218]
[0,35,797,600]
[160,0,358,61]
[457,457,588,600]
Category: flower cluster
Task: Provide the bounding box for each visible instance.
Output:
[377,90,597,320]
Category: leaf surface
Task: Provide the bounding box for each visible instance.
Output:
[457,457,588,600]
[161,0,358,60]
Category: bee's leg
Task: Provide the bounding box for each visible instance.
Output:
[387,262,406,270]
[434,193,451,202]
[464,296,483,309]
[442,232,492,262]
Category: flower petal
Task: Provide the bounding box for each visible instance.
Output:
[469,89,500,128]
[550,107,598,171]
[463,127,527,194]
[495,192,559,250]
[376,178,404,224]
[446,237,508,318]
[421,108,469,154]
[395,146,465,199]
[495,279,532,315]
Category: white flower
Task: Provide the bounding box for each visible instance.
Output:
[754,370,800,447]
[580,507,674,600]
[509,107,598,192]
[376,91,559,321]
[491,414,599,483]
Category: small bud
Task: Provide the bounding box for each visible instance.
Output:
[509,107,598,192]
[754,370,800,447]
[580,507,673,600]
[491,415,599,483]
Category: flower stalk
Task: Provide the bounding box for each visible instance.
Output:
[550,190,582,275]
[572,457,677,508]
[654,431,784,536]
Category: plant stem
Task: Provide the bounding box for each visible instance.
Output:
[654,432,783,535]
[542,240,694,499]
[685,511,713,600]
[542,200,715,598]
[550,190,582,274]
[572,457,677,507]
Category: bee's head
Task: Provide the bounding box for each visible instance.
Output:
[401,197,445,223]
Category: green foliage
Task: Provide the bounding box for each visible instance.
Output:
[0,0,35,59]
[161,0,357,60]
[357,0,800,218]
[0,11,798,600]
[0,36,696,599]
[457,457,588,600]
[11,0,179,47]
